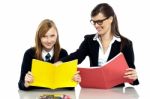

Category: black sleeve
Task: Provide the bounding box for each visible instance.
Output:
[122,41,139,85]
[61,36,89,64]
[18,48,35,90]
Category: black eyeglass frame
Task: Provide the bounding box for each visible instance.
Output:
[90,17,109,25]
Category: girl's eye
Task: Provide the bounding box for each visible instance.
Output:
[51,35,55,37]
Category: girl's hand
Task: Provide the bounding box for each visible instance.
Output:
[54,61,63,66]
[124,68,138,81]
[24,71,34,87]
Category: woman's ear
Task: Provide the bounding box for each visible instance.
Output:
[109,16,113,23]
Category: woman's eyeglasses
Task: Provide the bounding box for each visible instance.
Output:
[90,17,109,25]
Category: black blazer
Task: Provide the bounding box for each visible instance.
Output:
[61,34,139,85]
[18,47,68,90]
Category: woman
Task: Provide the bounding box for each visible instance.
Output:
[60,3,139,86]
[18,19,80,90]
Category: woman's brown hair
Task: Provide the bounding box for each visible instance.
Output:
[91,3,127,51]
[35,19,61,62]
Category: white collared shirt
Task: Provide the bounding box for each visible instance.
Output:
[42,48,54,61]
[93,33,121,66]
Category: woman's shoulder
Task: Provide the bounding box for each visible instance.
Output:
[121,36,133,45]
[84,34,96,39]
[82,34,97,43]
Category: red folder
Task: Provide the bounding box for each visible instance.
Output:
[78,53,133,89]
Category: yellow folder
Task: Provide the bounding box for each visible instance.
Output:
[30,59,78,89]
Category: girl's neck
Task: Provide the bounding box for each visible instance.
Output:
[44,47,53,53]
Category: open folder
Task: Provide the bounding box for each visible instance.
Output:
[30,59,78,89]
[78,53,133,89]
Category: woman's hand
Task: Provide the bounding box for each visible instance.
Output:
[124,68,138,81]
[24,71,34,88]
[73,71,81,83]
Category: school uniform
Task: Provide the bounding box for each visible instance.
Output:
[18,47,68,90]
[61,34,139,86]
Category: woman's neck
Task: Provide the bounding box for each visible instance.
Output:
[99,32,113,43]
[99,32,113,54]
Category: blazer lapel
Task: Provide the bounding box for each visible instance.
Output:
[91,40,99,66]
[107,41,121,61]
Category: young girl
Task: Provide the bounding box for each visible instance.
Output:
[18,19,80,90]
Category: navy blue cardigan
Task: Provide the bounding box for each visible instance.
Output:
[18,47,68,90]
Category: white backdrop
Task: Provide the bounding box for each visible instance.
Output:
[0,0,150,98]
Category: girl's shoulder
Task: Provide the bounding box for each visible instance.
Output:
[24,47,35,55]
[60,48,68,54]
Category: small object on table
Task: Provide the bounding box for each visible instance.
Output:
[39,94,71,99]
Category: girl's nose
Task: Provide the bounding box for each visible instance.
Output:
[47,37,52,42]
